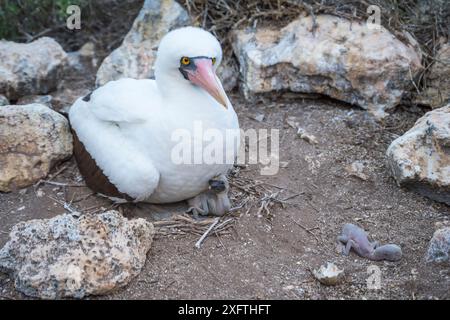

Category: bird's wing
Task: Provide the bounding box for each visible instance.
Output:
[88,78,159,123]
[68,78,161,201]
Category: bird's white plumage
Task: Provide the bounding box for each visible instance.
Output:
[69,27,240,203]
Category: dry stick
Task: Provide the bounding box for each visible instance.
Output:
[72,192,94,203]
[409,65,421,94]
[34,163,71,188]
[195,217,220,249]
[39,180,86,188]
[289,217,321,243]
[282,192,304,202]
[47,195,78,214]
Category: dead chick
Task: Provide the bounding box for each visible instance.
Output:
[337,223,402,262]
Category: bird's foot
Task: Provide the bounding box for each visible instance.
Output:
[186,206,207,220]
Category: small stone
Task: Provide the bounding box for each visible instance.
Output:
[283,285,294,290]
[286,116,299,129]
[250,113,265,122]
[36,189,45,198]
[297,127,318,144]
[280,161,289,168]
[426,227,450,263]
[345,161,369,181]
[312,262,345,286]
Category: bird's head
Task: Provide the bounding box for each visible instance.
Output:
[155,27,228,109]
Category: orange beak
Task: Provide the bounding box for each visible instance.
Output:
[185,58,228,109]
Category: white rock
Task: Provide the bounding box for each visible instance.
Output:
[297,127,318,144]
[0,211,154,299]
[387,105,450,205]
[426,227,450,263]
[0,104,73,192]
[0,37,67,100]
[232,15,422,118]
[95,0,189,86]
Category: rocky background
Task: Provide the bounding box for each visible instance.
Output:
[0,0,449,299]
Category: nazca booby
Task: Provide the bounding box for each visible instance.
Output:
[69,27,240,206]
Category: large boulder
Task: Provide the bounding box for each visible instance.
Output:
[232,15,422,118]
[419,43,450,109]
[0,37,67,101]
[95,0,189,86]
[386,105,450,205]
[0,104,73,192]
[0,211,154,299]
[95,0,238,91]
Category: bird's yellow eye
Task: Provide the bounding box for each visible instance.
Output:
[212,57,216,65]
[181,57,190,65]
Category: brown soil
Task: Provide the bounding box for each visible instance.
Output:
[1,89,449,299]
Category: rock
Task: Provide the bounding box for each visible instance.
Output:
[312,262,344,286]
[16,95,53,108]
[0,211,154,299]
[386,105,450,205]
[232,15,422,118]
[426,227,450,263]
[0,95,9,106]
[250,113,265,122]
[285,116,319,144]
[297,127,318,144]
[0,104,73,192]
[66,42,98,74]
[280,161,289,168]
[346,160,369,181]
[216,58,239,91]
[0,37,67,101]
[95,0,238,91]
[420,43,450,109]
[51,87,92,115]
[286,116,299,129]
[95,0,190,86]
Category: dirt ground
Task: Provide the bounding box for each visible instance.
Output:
[1,86,449,299]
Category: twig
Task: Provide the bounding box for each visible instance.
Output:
[47,195,78,214]
[282,192,304,202]
[39,180,86,188]
[34,163,71,188]
[289,217,321,243]
[195,217,220,249]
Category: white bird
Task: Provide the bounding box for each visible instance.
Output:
[69,27,240,208]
